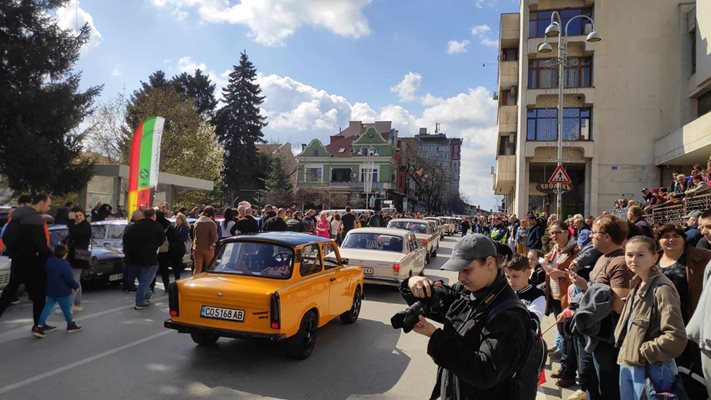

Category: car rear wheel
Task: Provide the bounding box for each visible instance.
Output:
[340,290,361,324]
[432,248,437,258]
[285,310,318,360]
[190,332,219,345]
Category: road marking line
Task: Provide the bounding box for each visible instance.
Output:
[0,330,172,395]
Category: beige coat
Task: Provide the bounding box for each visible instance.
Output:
[614,270,687,366]
[192,216,217,251]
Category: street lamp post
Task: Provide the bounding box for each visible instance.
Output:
[364,146,378,209]
[537,12,600,217]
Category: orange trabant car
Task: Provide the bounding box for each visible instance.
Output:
[164,232,364,359]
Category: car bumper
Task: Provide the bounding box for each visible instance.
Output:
[364,276,401,286]
[82,261,124,284]
[164,319,287,341]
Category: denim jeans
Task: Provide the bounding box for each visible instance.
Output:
[134,265,158,306]
[619,360,677,400]
[575,334,600,399]
[71,268,82,306]
[38,295,73,326]
[123,263,136,290]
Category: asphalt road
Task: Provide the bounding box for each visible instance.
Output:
[0,235,572,400]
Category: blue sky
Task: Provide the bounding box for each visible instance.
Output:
[58,0,520,210]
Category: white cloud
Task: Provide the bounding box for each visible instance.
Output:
[149,0,371,47]
[447,39,470,54]
[56,0,102,53]
[390,72,422,102]
[471,24,498,48]
[111,67,122,77]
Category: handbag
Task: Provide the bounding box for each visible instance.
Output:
[158,227,170,253]
[74,248,91,261]
[642,372,689,400]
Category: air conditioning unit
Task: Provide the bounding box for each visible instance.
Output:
[492,91,499,100]
[510,86,517,96]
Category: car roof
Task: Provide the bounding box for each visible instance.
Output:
[345,227,413,237]
[91,219,128,225]
[388,218,428,224]
[222,232,333,247]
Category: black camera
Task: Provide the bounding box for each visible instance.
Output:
[391,285,449,333]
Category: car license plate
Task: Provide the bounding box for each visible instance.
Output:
[200,306,245,322]
[362,267,374,275]
[108,273,122,281]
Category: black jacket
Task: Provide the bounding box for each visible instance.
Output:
[400,272,531,399]
[526,224,542,250]
[264,216,288,232]
[122,219,166,266]
[7,206,51,260]
[231,216,259,235]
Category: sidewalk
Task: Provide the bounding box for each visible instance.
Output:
[536,314,580,400]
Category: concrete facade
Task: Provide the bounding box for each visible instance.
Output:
[494,0,711,216]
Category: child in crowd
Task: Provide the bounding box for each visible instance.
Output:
[504,254,546,323]
[527,249,546,288]
[33,244,83,338]
[614,235,687,399]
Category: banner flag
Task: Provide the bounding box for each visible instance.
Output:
[127,116,165,219]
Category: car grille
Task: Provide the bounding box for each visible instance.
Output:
[0,270,11,289]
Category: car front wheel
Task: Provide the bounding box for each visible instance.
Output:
[190,332,219,345]
[285,310,318,360]
[340,290,361,324]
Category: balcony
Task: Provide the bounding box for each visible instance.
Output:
[527,37,598,56]
[498,61,518,90]
[526,88,594,106]
[494,155,516,194]
[655,110,711,166]
[328,182,393,191]
[500,13,520,48]
[498,105,518,134]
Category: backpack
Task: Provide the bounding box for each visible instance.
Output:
[302,217,315,233]
[1,218,20,256]
[485,298,547,400]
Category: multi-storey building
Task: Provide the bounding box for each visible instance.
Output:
[413,128,463,201]
[295,121,407,209]
[494,0,711,216]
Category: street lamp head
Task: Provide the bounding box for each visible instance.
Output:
[544,23,560,37]
[585,30,602,42]
[537,42,553,54]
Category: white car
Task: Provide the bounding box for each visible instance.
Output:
[437,217,456,236]
[0,255,10,291]
[424,217,446,239]
[387,218,440,263]
[338,228,427,286]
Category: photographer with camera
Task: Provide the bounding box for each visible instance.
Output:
[396,234,538,400]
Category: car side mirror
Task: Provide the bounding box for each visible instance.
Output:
[340,258,348,265]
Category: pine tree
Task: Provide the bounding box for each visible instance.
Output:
[214,51,268,203]
[171,69,217,121]
[264,157,294,207]
[0,0,102,195]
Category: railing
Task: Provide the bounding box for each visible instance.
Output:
[648,193,711,226]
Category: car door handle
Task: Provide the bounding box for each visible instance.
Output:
[329,278,336,282]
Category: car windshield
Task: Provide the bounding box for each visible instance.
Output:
[208,241,294,279]
[107,225,125,239]
[91,225,106,240]
[342,233,403,252]
[388,221,429,234]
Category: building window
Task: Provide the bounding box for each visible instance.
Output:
[360,167,378,183]
[690,28,696,75]
[528,57,592,89]
[331,168,352,182]
[699,91,711,117]
[526,108,592,141]
[502,48,518,61]
[529,8,593,38]
[304,166,323,182]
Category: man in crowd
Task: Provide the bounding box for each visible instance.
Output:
[698,210,711,250]
[573,214,592,247]
[684,210,703,247]
[122,208,166,309]
[640,187,657,210]
[303,209,317,234]
[626,205,653,238]
[122,210,144,292]
[0,194,53,334]
[264,208,288,232]
[341,206,356,237]
[488,215,508,245]
[191,206,217,275]
[286,211,304,232]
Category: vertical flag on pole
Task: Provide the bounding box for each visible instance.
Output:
[127,116,165,219]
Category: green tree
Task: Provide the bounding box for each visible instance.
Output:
[214,51,268,203]
[122,86,223,186]
[0,0,102,194]
[263,157,294,207]
[171,69,217,121]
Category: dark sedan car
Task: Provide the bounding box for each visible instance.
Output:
[49,225,125,286]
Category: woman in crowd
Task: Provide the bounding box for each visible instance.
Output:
[527,248,546,287]
[542,220,579,388]
[315,211,331,239]
[66,207,91,312]
[615,235,687,399]
[656,223,711,398]
[152,211,176,292]
[329,212,342,243]
[221,208,236,238]
[171,213,191,280]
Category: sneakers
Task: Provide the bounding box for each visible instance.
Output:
[134,304,151,310]
[43,324,57,333]
[555,376,577,388]
[72,305,83,313]
[567,389,586,400]
[66,322,83,333]
[31,325,46,338]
